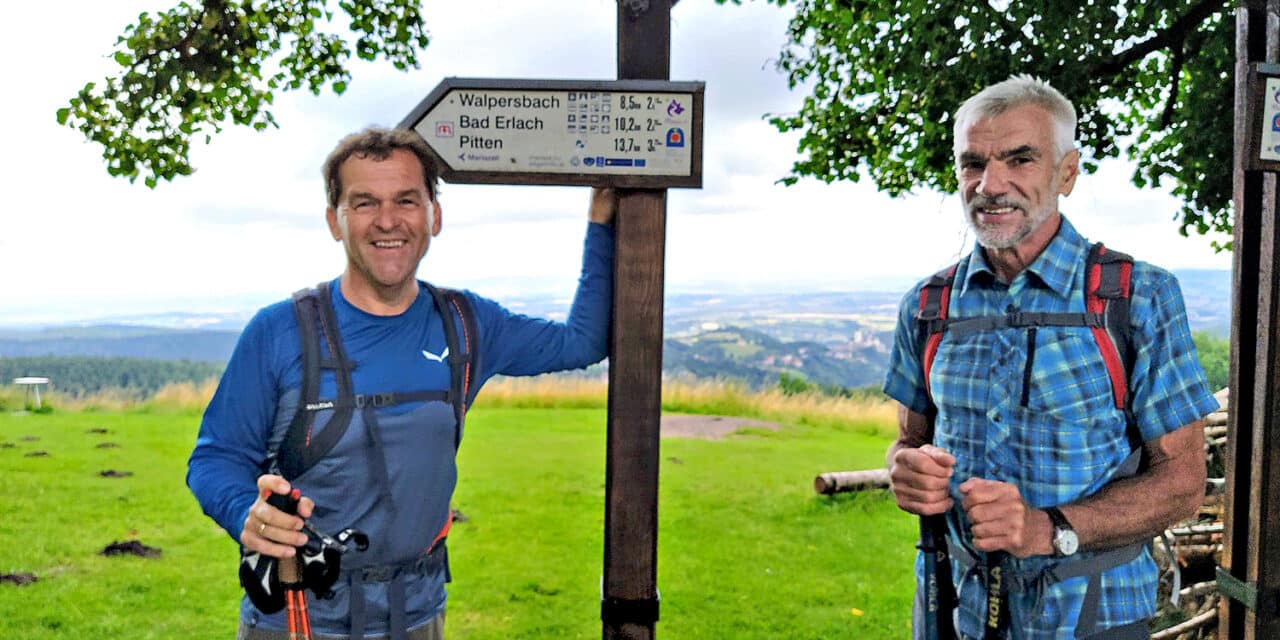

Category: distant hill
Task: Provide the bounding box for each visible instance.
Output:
[663,325,887,390]
[0,271,1231,393]
[0,325,240,364]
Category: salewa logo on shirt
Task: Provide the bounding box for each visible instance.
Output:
[422,347,449,363]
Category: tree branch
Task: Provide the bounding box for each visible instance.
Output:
[1089,0,1229,77]
[1159,44,1186,128]
[130,2,216,71]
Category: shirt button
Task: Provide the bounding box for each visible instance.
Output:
[993,413,1002,423]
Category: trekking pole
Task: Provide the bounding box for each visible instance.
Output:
[919,513,957,640]
[983,550,1009,640]
[279,555,311,640]
[297,589,313,639]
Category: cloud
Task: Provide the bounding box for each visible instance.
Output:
[1,0,1233,324]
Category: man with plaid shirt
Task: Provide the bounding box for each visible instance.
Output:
[883,75,1219,639]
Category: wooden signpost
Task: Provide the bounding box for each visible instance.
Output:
[1220,1,1280,638]
[400,4,690,638]
[602,4,672,638]
[400,78,703,189]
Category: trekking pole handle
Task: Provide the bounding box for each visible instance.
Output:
[266,488,302,515]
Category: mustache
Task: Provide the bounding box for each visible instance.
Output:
[967,195,1024,214]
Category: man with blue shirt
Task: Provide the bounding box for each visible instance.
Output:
[883,76,1218,638]
[187,127,616,640]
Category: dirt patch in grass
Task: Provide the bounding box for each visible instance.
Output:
[86,428,109,434]
[24,451,49,457]
[100,540,161,558]
[20,436,38,442]
[0,442,13,449]
[95,442,120,449]
[660,414,781,440]
[99,470,134,478]
[0,573,37,587]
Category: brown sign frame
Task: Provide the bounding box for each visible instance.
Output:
[398,77,704,189]
[1246,63,1280,173]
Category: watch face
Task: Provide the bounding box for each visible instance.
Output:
[1054,528,1079,556]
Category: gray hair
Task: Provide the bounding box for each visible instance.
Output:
[953,74,1077,158]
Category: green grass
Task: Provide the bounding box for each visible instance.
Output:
[0,407,915,639]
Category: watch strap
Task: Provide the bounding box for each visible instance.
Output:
[1044,506,1072,531]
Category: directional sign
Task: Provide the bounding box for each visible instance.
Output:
[1248,64,1280,172]
[1261,76,1280,163]
[399,78,703,188]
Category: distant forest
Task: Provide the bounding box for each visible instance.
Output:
[0,356,222,397]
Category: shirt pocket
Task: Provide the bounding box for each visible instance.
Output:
[1021,328,1117,426]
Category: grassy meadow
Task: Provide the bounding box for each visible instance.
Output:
[0,379,916,639]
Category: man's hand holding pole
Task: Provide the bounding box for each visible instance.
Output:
[240,474,315,558]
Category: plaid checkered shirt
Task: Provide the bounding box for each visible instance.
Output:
[883,216,1220,638]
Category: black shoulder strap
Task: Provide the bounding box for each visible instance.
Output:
[276,282,357,480]
[424,284,480,448]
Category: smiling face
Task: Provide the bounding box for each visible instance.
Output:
[325,148,441,313]
[955,103,1079,256]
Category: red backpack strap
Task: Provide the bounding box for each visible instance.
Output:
[917,263,960,405]
[1085,243,1134,413]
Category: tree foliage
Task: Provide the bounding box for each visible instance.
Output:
[1193,330,1229,392]
[57,0,430,187]
[0,356,222,398]
[719,0,1235,246]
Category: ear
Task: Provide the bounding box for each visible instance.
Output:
[1057,148,1081,197]
[430,200,443,237]
[326,207,342,241]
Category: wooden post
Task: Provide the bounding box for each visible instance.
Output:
[1222,1,1280,638]
[603,2,670,639]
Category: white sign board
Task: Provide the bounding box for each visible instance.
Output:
[1263,76,1280,163]
[400,78,703,188]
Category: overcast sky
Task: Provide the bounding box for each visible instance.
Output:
[2,1,1233,326]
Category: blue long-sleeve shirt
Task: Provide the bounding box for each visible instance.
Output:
[186,222,613,635]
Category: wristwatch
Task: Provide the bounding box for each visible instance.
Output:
[1045,506,1078,557]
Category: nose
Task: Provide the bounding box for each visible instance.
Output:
[372,205,398,230]
[977,162,1009,198]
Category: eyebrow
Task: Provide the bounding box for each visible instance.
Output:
[995,145,1040,160]
[958,145,1042,165]
[345,189,426,202]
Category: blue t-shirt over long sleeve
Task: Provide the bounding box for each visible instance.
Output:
[187,222,613,636]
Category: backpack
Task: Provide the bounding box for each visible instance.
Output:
[915,242,1138,448]
[272,280,480,480]
[242,281,479,623]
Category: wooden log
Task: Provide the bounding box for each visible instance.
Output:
[1179,580,1219,601]
[1168,522,1224,536]
[814,469,891,494]
[1151,606,1217,640]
